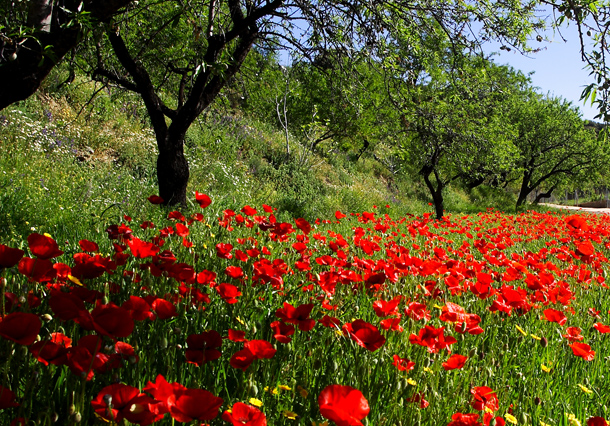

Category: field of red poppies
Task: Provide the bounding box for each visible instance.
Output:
[1,193,610,426]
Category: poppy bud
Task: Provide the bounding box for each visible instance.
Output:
[468,348,477,358]
[69,404,76,415]
[102,296,109,305]
[333,360,339,371]
[520,412,528,424]
[42,314,53,322]
[478,351,485,360]
[534,396,541,405]
[540,337,548,347]
[9,52,17,61]
[159,337,168,349]
[489,419,497,426]
[70,412,82,423]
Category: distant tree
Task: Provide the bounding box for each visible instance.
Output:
[389,49,525,219]
[84,0,545,205]
[0,0,133,110]
[509,95,607,208]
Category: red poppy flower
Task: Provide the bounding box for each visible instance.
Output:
[379,316,404,332]
[230,348,256,371]
[270,321,295,343]
[335,211,347,220]
[152,298,178,320]
[67,335,108,380]
[563,326,584,342]
[569,342,595,361]
[373,296,401,318]
[175,223,189,237]
[225,266,244,279]
[318,384,370,426]
[27,233,63,260]
[566,215,588,231]
[241,205,257,216]
[0,244,24,268]
[295,218,311,234]
[0,312,41,345]
[543,308,567,325]
[185,330,223,366]
[90,383,139,422]
[195,191,212,208]
[447,412,482,426]
[222,402,267,426]
[342,320,386,352]
[244,340,276,359]
[228,329,247,342]
[594,322,610,333]
[470,386,499,412]
[167,388,223,422]
[29,332,71,366]
[78,239,99,253]
[442,354,468,370]
[406,392,429,409]
[17,257,56,282]
[127,237,160,258]
[319,315,342,328]
[143,374,186,415]
[216,243,233,259]
[216,283,242,304]
[404,302,431,322]
[0,385,19,409]
[148,195,164,204]
[275,302,316,331]
[576,241,595,257]
[587,417,609,426]
[409,325,457,353]
[122,296,155,321]
[197,270,217,285]
[91,304,135,338]
[392,355,415,371]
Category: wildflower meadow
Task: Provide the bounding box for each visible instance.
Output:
[1,193,610,426]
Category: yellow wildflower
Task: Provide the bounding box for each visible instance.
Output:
[278,384,292,391]
[282,410,298,420]
[530,334,541,341]
[567,413,582,426]
[263,386,278,395]
[249,398,263,407]
[577,384,593,395]
[540,421,552,426]
[407,378,417,386]
[505,413,518,424]
[541,364,552,373]
[423,367,434,374]
[516,325,527,336]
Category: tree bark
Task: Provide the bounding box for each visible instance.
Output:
[515,171,532,209]
[0,0,133,111]
[157,134,190,206]
[422,169,445,220]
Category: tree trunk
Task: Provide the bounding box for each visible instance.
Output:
[515,171,532,209]
[156,130,189,206]
[0,0,133,111]
[28,0,54,32]
[422,170,445,219]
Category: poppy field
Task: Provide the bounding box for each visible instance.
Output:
[2,194,610,426]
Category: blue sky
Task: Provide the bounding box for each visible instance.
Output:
[485,23,600,121]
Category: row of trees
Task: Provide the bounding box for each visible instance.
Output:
[1,0,608,215]
[237,48,606,218]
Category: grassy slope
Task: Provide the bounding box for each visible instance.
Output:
[0,83,523,244]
